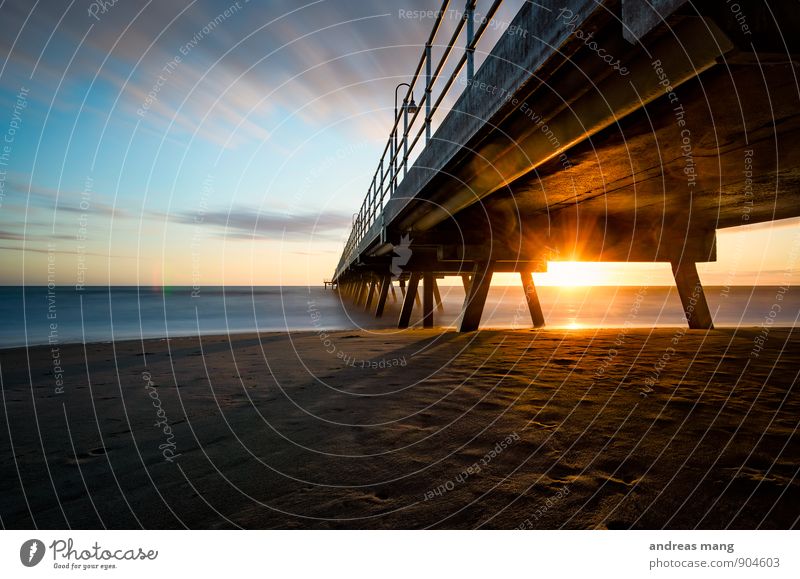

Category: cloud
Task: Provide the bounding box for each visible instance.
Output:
[0,227,74,240]
[1,178,131,219]
[0,243,114,257]
[170,206,353,241]
[0,230,26,240]
[0,0,439,150]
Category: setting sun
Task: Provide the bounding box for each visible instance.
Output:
[536,261,609,287]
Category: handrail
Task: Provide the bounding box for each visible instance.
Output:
[334,0,507,279]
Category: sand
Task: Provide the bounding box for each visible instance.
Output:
[0,326,798,529]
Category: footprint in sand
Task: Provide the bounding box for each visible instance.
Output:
[66,447,107,465]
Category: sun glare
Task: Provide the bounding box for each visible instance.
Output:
[536,261,608,287]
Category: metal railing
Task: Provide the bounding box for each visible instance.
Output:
[334,0,506,279]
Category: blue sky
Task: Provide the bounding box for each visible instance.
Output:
[0,0,798,287]
[0,0,438,285]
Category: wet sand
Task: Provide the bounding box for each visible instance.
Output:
[0,327,798,529]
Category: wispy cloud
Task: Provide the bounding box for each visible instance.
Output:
[170,206,353,241]
[0,0,434,149]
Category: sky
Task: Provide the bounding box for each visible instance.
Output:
[0,0,798,288]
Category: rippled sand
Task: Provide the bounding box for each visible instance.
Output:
[1,327,798,528]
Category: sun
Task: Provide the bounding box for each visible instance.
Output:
[536,261,608,287]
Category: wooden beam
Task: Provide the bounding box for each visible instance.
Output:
[432,277,444,312]
[671,261,714,329]
[354,280,367,305]
[398,272,421,329]
[459,262,494,332]
[374,275,391,318]
[364,278,377,309]
[461,274,472,291]
[520,269,546,328]
[423,271,434,328]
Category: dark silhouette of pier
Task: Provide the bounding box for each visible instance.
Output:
[332,0,800,331]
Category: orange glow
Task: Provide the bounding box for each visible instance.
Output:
[535,261,612,287]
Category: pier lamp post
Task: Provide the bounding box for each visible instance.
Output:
[394,83,418,188]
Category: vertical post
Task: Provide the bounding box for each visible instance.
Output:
[425,43,432,142]
[423,271,434,328]
[461,273,472,291]
[390,282,397,302]
[459,262,494,332]
[400,277,406,297]
[355,279,367,305]
[403,105,409,177]
[671,261,714,329]
[364,277,377,310]
[375,274,391,318]
[398,272,421,329]
[466,1,475,82]
[432,277,444,312]
[389,129,398,195]
[520,269,546,328]
[380,159,385,205]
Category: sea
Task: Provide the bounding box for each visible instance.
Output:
[0,285,796,349]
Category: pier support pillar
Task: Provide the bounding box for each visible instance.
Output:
[432,277,444,312]
[671,261,714,330]
[398,272,421,329]
[390,282,397,302]
[459,262,494,332]
[364,277,377,310]
[461,274,472,291]
[423,271,434,328]
[355,280,367,305]
[374,275,391,318]
[520,269,546,328]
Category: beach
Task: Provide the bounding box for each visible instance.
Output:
[1,326,798,529]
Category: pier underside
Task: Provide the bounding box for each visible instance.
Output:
[333,1,800,332]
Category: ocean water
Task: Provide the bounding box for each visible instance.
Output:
[0,284,796,349]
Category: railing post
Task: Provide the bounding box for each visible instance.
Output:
[392,128,398,194]
[390,136,396,196]
[403,106,409,177]
[425,42,432,142]
[388,140,393,196]
[466,1,475,82]
[380,158,385,205]
[393,126,399,193]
